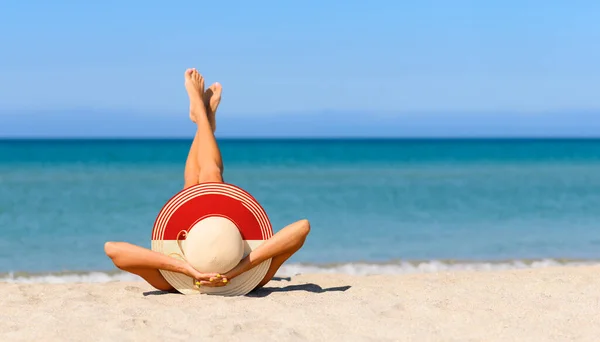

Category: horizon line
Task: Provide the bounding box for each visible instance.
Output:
[3,136,600,141]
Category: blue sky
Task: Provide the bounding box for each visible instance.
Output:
[1,1,600,137]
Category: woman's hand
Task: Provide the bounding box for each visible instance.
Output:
[194,273,229,288]
[184,262,230,287]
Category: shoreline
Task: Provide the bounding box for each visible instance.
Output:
[3,259,600,283]
[4,265,600,341]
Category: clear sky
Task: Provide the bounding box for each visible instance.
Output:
[1,1,599,137]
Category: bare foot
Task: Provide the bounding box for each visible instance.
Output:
[184,68,206,118]
[190,82,222,132]
[203,82,222,132]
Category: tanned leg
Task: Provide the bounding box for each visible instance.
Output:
[184,81,223,188]
[184,69,225,183]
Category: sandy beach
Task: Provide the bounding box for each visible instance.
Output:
[2,265,600,341]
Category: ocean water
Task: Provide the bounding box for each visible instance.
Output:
[2,139,600,283]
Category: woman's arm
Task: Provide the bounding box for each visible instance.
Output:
[219,219,310,282]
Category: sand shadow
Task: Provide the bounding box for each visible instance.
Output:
[141,277,350,297]
[247,283,352,298]
[271,276,292,282]
[143,289,177,296]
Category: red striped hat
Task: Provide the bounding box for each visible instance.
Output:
[151,182,273,296]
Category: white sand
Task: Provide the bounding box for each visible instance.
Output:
[2,266,600,341]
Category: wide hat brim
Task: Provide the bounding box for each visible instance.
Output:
[151,182,273,296]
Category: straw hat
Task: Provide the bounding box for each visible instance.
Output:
[151,182,273,296]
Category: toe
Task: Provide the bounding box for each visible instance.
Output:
[213,83,222,95]
[185,68,193,77]
[198,74,205,89]
[209,83,221,93]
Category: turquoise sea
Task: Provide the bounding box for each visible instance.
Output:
[2,139,600,282]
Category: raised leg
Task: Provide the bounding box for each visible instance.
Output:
[184,80,222,188]
[184,69,224,184]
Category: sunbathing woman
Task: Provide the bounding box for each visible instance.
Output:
[104,68,310,291]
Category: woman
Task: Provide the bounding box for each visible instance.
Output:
[104,68,310,291]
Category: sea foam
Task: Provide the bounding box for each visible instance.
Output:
[1,259,598,284]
